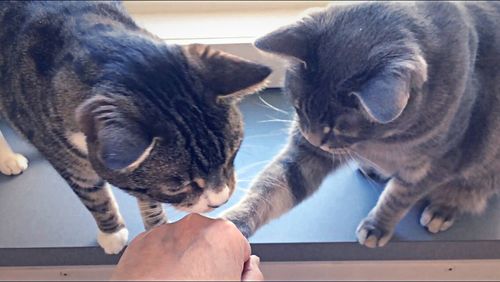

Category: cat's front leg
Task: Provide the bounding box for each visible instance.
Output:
[67,176,128,254]
[137,198,167,230]
[356,177,435,248]
[0,130,28,175]
[222,134,341,237]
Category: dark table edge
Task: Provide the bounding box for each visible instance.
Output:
[2,240,500,267]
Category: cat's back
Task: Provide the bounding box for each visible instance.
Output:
[0,1,136,99]
[0,1,139,129]
[0,1,134,47]
[462,2,500,67]
[0,2,31,56]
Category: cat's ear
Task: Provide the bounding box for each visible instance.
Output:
[183,44,272,97]
[352,73,410,124]
[76,95,155,171]
[353,55,427,124]
[254,22,310,63]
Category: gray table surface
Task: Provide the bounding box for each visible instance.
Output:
[1,90,500,266]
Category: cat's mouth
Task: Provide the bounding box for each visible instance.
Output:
[302,130,353,155]
[176,184,232,214]
[302,131,350,154]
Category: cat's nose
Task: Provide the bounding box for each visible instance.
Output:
[304,126,331,147]
[304,126,332,147]
[304,133,322,147]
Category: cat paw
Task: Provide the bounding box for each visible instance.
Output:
[97,228,129,255]
[420,205,456,233]
[220,212,254,238]
[356,216,393,248]
[0,153,28,175]
[230,218,253,239]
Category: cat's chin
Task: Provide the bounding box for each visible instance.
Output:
[319,144,350,155]
[175,204,215,214]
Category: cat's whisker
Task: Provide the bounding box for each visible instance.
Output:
[349,150,386,174]
[328,149,382,193]
[239,144,265,149]
[336,151,351,170]
[258,95,289,115]
[236,186,251,193]
[329,149,350,163]
[258,119,294,124]
[344,152,357,172]
[244,132,286,139]
[236,160,271,175]
[347,151,381,193]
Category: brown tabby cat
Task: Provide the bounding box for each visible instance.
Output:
[0,1,271,254]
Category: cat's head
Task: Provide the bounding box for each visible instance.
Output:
[76,43,271,213]
[255,2,427,152]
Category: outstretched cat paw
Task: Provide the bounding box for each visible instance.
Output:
[220,212,254,238]
[228,218,253,239]
[97,228,129,255]
[0,153,28,176]
[356,216,393,248]
[420,205,456,233]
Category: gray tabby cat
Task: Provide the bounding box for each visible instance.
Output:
[0,1,270,254]
[223,1,500,248]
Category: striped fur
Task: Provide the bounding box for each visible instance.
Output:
[224,1,500,248]
[224,125,341,237]
[137,199,167,230]
[0,1,270,254]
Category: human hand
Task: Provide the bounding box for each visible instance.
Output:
[111,213,264,281]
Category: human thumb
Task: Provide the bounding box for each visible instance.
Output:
[241,255,264,281]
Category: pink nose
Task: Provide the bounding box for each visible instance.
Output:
[303,132,323,147]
